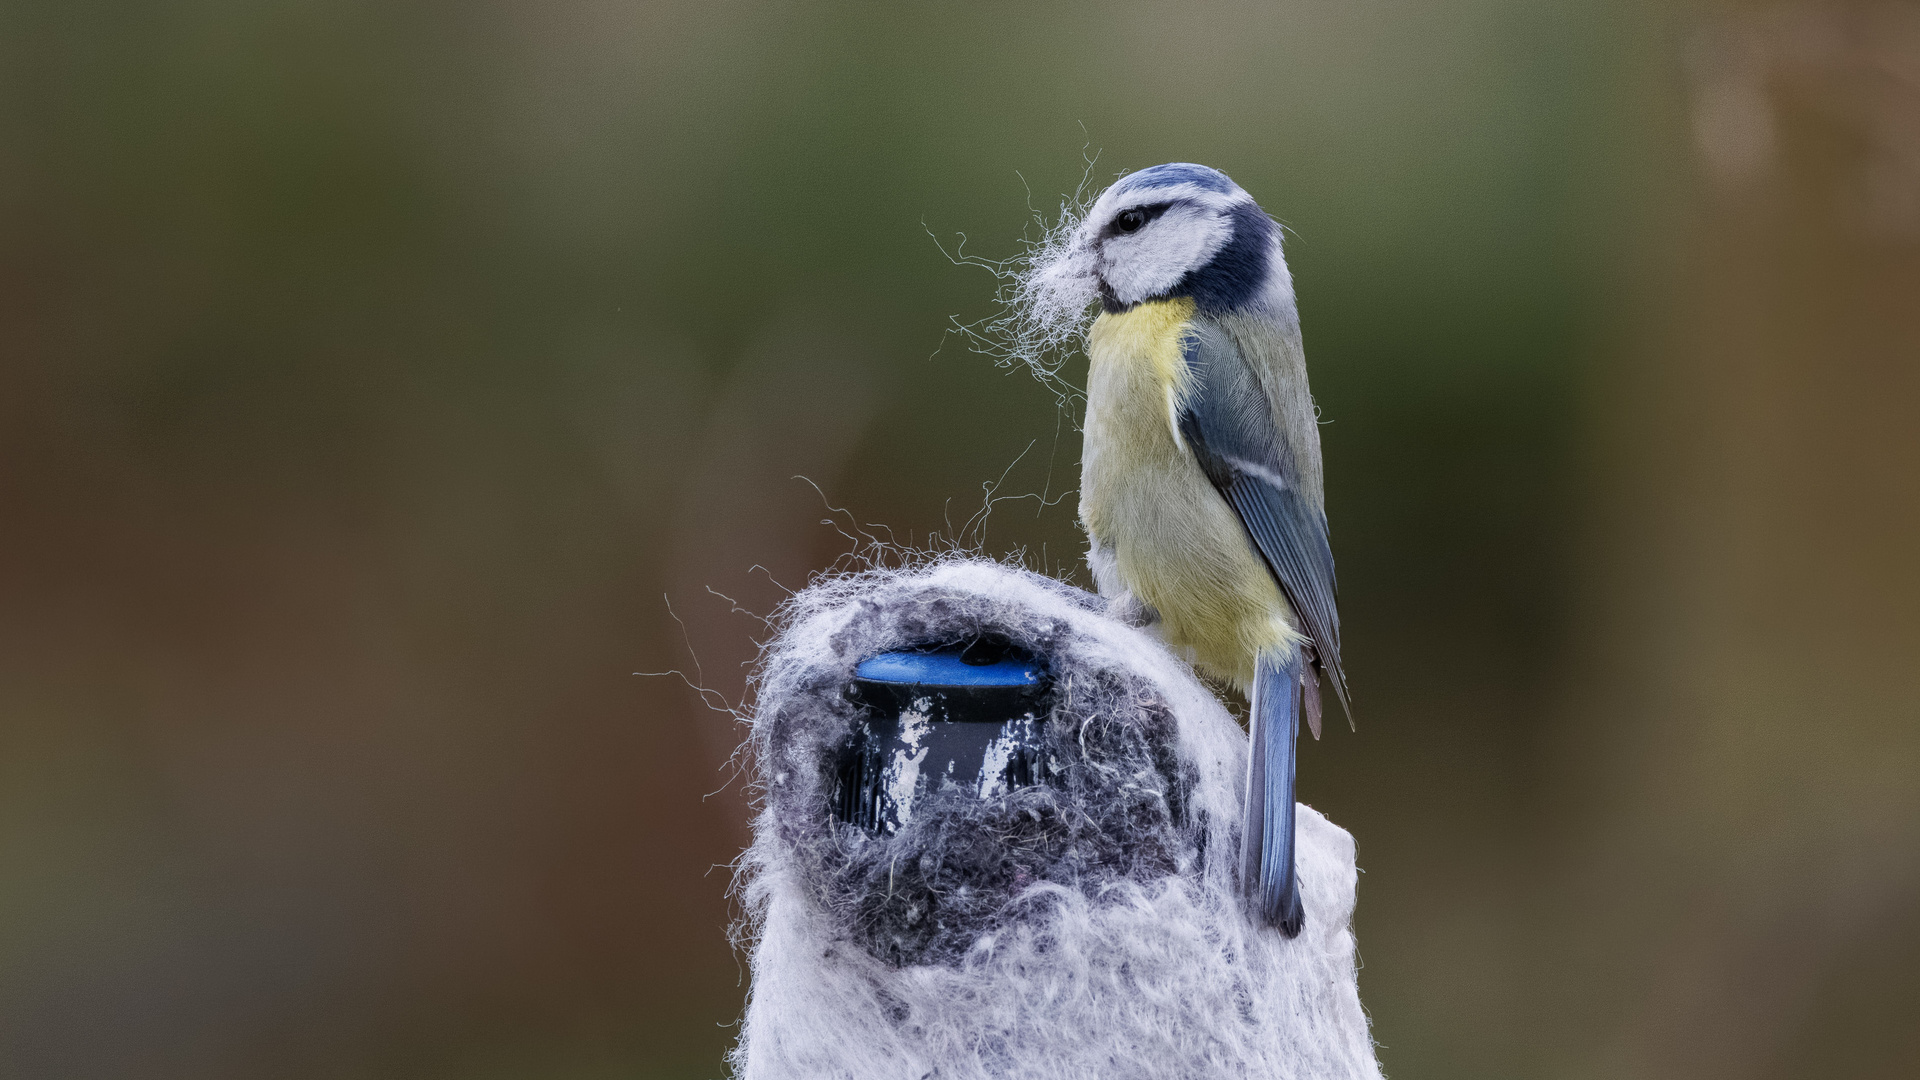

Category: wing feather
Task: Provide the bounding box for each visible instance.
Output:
[1175,319,1352,727]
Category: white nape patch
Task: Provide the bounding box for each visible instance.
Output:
[733,559,1382,1080]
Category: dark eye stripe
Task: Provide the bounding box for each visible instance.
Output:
[1103,201,1175,238]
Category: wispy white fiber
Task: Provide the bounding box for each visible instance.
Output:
[942,172,1102,408]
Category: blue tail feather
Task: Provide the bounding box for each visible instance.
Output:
[1243,653,1305,936]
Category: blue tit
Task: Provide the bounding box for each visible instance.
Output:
[1043,163,1351,936]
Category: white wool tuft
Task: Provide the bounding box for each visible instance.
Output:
[731,559,1382,1080]
[943,187,1100,408]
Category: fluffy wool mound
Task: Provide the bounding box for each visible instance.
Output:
[731,558,1381,1080]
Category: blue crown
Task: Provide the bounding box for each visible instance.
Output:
[1112,162,1238,196]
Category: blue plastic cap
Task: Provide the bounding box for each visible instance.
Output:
[854,648,1045,688]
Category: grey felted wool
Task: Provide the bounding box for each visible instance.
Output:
[730,558,1382,1080]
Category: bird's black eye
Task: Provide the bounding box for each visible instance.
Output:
[1115,208,1147,234]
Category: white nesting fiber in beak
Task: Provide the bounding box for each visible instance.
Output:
[1016,221,1100,334]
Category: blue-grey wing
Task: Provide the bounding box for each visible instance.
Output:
[1176,319,1352,726]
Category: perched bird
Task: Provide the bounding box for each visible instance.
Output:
[1037,163,1351,936]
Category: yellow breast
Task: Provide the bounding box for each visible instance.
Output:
[1078,299,1300,691]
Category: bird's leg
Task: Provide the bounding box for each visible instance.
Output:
[1106,591,1160,629]
[1087,539,1159,628]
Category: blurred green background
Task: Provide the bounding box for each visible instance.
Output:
[3,1,1917,1077]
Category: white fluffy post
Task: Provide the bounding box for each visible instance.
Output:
[731,559,1381,1080]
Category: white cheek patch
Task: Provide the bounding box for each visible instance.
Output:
[1101,204,1231,306]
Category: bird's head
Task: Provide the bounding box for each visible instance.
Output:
[1028,163,1292,320]
[990,163,1296,392]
